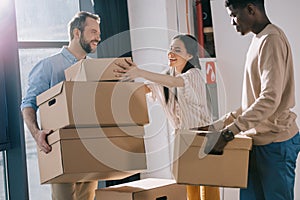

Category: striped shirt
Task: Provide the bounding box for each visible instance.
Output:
[148,68,212,129]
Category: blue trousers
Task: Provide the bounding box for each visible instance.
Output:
[240,132,300,200]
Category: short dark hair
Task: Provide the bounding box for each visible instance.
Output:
[68,11,100,40]
[225,0,264,9]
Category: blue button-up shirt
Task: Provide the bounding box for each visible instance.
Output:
[20,47,78,111]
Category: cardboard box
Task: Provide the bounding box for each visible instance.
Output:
[38,126,147,184]
[95,178,187,200]
[172,129,252,188]
[65,57,131,81]
[37,81,149,130]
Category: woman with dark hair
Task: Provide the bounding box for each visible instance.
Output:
[115,34,219,200]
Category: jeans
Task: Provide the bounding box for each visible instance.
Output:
[240,132,300,200]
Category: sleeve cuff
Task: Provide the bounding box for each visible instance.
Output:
[226,123,241,135]
[212,112,236,130]
[20,103,38,112]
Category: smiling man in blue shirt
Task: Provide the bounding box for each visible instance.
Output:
[21,11,101,200]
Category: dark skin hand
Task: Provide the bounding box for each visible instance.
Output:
[191,126,229,155]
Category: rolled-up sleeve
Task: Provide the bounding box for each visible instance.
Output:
[20,59,52,111]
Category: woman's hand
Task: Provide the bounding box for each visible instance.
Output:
[115,58,184,87]
[114,58,142,81]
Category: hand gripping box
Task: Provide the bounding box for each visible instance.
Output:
[38,126,147,184]
[36,81,149,130]
[95,178,187,200]
[172,129,252,188]
[65,57,131,81]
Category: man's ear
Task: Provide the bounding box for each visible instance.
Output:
[247,3,256,15]
[73,28,81,39]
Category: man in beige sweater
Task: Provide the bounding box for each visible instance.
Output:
[200,0,300,199]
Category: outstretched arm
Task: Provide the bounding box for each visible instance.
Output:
[114,58,184,88]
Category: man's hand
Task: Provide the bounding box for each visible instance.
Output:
[204,131,228,155]
[22,107,52,154]
[34,130,52,154]
[190,127,233,155]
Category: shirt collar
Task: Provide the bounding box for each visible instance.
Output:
[61,46,78,64]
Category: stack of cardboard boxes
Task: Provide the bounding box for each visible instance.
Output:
[37,57,149,184]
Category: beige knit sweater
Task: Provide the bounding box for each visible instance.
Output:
[226,24,298,145]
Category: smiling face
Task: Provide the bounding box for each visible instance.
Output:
[168,38,193,73]
[79,17,101,53]
[227,5,253,36]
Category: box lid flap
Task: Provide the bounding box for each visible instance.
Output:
[100,178,177,193]
[82,57,130,81]
[36,81,65,106]
[47,127,145,145]
[64,59,84,81]
[65,57,131,81]
[177,129,252,150]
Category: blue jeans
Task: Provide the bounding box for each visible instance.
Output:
[240,132,300,200]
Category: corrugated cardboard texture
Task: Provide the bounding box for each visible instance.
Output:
[172,129,252,188]
[64,57,131,81]
[37,81,149,130]
[95,178,187,200]
[38,127,147,184]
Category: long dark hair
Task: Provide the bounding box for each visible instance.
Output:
[163,34,201,103]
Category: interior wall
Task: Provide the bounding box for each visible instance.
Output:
[126,0,194,179]
[127,0,173,179]
[210,0,300,199]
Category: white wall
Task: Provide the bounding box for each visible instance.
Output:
[210,0,300,199]
[127,0,196,179]
[127,0,175,179]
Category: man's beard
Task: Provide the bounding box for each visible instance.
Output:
[79,34,98,54]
